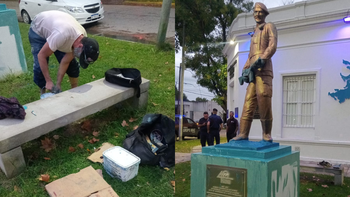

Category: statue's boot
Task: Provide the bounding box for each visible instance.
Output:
[231,119,252,141]
[261,119,273,142]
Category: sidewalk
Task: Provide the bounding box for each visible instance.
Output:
[175,145,350,177]
[175,145,201,164]
[123,1,175,8]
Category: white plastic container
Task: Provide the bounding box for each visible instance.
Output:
[103,146,141,182]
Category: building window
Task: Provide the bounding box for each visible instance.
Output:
[283,75,316,127]
[228,60,237,79]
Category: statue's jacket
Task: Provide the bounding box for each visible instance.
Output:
[244,22,278,78]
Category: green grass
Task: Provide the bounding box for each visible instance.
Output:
[300,172,350,197]
[124,1,175,8]
[175,162,350,197]
[0,23,175,197]
[175,161,191,197]
[175,137,226,153]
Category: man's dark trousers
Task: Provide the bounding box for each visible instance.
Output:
[208,129,220,146]
[226,132,236,142]
[200,131,209,147]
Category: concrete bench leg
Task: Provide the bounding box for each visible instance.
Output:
[0,146,26,178]
[126,90,148,108]
[334,172,344,185]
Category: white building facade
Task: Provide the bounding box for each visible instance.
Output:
[224,0,350,163]
[175,101,224,121]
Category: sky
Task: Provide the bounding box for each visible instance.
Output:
[175,0,305,101]
[175,49,216,101]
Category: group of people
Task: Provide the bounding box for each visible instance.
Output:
[198,109,239,147]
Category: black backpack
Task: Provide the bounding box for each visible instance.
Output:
[123,114,175,168]
[105,68,142,98]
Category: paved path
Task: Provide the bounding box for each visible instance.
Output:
[176,145,350,177]
[175,153,191,164]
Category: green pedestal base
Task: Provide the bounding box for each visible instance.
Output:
[190,140,300,197]
[0,4,27,80]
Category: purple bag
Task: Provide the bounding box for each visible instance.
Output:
[0,96,26,120]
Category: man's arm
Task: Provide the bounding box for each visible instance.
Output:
[226,119,229,133]
[38,42,54,90]
[207,120,210,133]
[198,122,206,127]
[220,118,223,131]
[234,119,239,134]
[56,52,75,90]
[198,119,204,127]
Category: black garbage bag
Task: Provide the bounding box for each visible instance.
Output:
[123,114,175,168]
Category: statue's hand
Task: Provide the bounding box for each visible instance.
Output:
[255,57,266,68]
[259,58,266,67]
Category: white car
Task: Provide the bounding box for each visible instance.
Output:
[19,0,104,25]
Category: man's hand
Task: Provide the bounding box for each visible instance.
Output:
[198,122,206,127]
[56,84,61,92]
[45,81,54,91]
[52,85,61,94]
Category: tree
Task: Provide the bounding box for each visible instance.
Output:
[175,85,189,101]
[195,97,208,102]
[175,0,253,111]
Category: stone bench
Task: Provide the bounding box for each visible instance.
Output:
[0,78,149,178]
[300,163,344,185]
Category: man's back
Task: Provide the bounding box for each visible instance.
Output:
[32,10,86,53]
[209,114,222,130]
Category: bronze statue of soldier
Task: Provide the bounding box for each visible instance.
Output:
[232,2,277,142]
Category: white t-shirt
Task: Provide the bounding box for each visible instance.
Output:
[31,10,87,53]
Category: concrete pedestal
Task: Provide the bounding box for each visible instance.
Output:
[0,4,27,80]
[125,90,148,108]
[191,140,300,197]
[0,146,25,178]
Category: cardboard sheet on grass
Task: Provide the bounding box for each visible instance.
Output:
[45,166,119,197]
[88,142,115,163]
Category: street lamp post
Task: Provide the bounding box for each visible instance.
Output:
[179,21,185,141]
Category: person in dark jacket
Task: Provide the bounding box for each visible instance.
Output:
[226,111,239,142]
[207,108,223,146]
[198,112,209,147]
